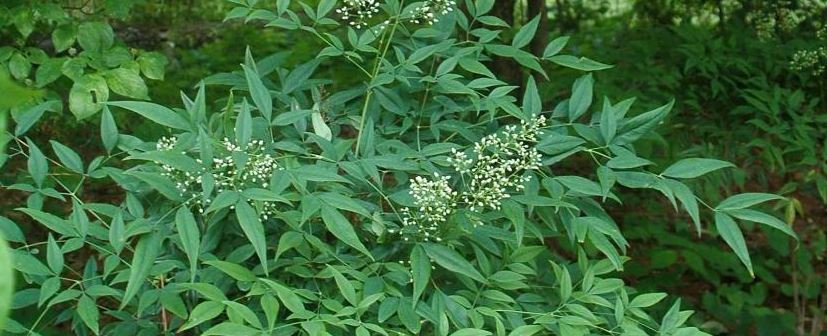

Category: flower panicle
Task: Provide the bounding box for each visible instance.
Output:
[154,136,282,221]
[395,115,547,242]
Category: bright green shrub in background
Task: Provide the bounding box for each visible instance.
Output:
[0,0,801,335]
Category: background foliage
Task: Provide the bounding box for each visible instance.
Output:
[0,0,824,335]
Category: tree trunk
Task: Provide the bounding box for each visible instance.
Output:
[528,0,550,58]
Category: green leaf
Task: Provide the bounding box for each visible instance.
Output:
[283,60,319,94]
[16,208,75,237]
[606,153,652,169]
[35,58,66,87]
[15,100,59,136]
[629,293,667,308]
[275,231,303,262]
[205,191,239,213]
[559,267,572,301]
[410,245,430,305]
[311,103,332,141]
[175,208,201,279]
[328,265,357,306]
[549,55,613,71]
[107,101,190,130]
[475,0,494,15]
[726,209,797,240]
[127,171,182,201]
[204,260,256,282]
[260,279,306,314]
[108,212,125,253]
[121,232,161,309]
[137,52,167,80]
[100,106,118,153]
[556,175,603,197]
[662,179,701,235]
[104,68,148,100]
[9,53,30,80]
[600,101,617,144]
[202,322,260,336]
[46,234,63,275]
[11,251,51,276]
[542,36,570,58]
[49,140,83,173]
[661,158,733,179]
[716,193,784,210]
[317,193,370,217]
[451,329,493,336]
[422,243,485,282]
[69,75,109,119]
[615,100,673,145]
[522,76,540,118]
[179,301,224,332]
[77,295,100,334]
[242,64,272,121]
[51,23,77,52]
[508,325,544,336]
[714,212,753,276]
[177,283,227,302]
[0,216,24,243]
[236,100,253,148]
[588,232,622,270]
[512,15,540,48]
[320,206,372,258]
[77,22,114,52]
[568,74,593,122]
[0,235,13,330]
[26,138,48,186]
[458,58,495,78]
[235,200,269,276]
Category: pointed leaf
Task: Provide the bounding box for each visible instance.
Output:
[714,212,753,276]
[121,232,161,308]
[422,243,485,282]
[235,200,269,275]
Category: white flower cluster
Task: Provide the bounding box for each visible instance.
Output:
[154,136,282,221]
[392,115,547,242]
[790,47,827,76]
[410,0,456,25]
[336,0,381,29]
[395,174,457,242]
[455,116,546,212]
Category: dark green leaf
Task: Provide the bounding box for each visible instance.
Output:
[661,158,733,179]
[714,212,753,276]
[422,243,485,282]
[410,245,430,305]
[107,101,190,130]
[235,200,269,275]
[26,139,48,186]
[121,232,161,308]
[242,64,272,121]
[49,140,84,173]
[320,206,372,258]
[175,208,201,279]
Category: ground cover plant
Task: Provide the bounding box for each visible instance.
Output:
[0,0,813,335]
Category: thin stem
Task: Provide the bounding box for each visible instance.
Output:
[355,2,404,157]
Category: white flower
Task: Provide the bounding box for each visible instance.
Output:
[399,173,457,242]
[454,115,546,212]
[337,0,381,29]
[392,115,547,242]
[152,136,283,221]
[409,0,456,25]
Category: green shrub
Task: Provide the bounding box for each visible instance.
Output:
[0,1,797,335]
